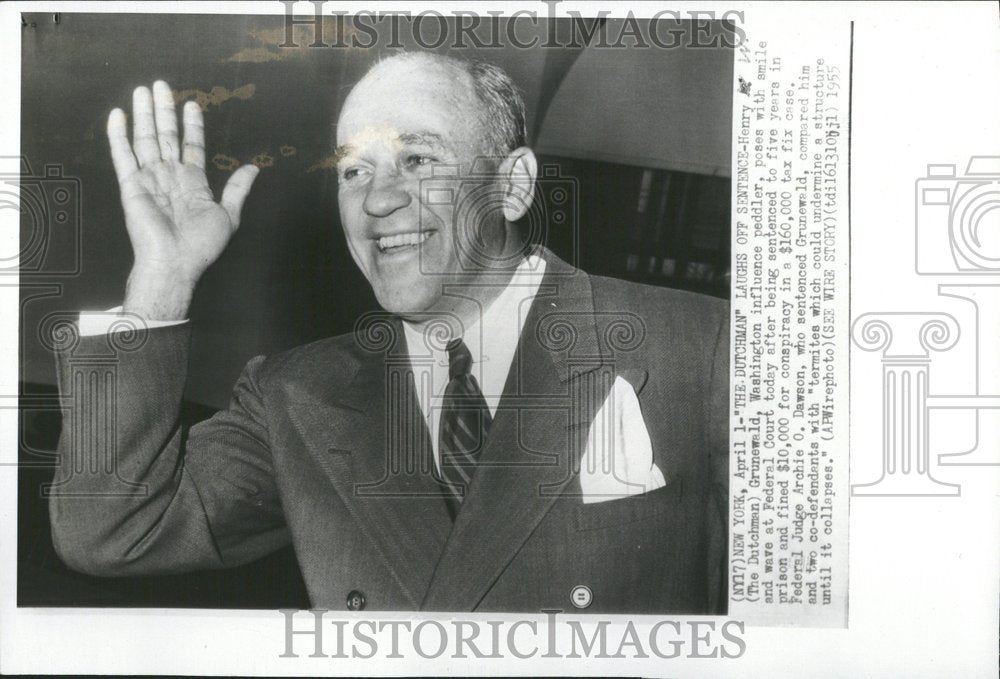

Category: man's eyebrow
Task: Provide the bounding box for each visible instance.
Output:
[333,144,355,164]
[397,132,447,149]
[334,132,447,164]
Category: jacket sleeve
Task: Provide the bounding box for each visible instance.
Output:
[48,322,290,577]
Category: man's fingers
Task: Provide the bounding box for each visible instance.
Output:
[131,85,161,167]
[107,108,138,184]
[181,100,206,169]
[220,165,260,228]
[152,80,180,162]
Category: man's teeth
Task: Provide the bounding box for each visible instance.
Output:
[377,231,431,251]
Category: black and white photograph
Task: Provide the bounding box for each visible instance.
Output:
[2,2,997,677]
[17,12,734,613]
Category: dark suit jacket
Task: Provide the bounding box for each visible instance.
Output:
[49,249,729,614]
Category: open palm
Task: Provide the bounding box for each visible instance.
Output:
[108,80,258,285]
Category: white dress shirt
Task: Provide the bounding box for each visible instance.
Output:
[401,255,546,471]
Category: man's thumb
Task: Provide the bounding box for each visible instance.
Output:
[220,164,260,229]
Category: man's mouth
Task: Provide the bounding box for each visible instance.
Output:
[376,230,433,253]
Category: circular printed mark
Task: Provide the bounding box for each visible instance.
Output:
[251,153,274,169]
[211,154,240,172]
[211,147,297,171]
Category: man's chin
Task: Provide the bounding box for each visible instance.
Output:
[373,286,441,320]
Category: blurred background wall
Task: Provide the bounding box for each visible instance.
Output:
[17,12,733,607]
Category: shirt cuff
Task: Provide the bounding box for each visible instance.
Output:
[78,306,189,337]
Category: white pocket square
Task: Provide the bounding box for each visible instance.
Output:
[579,375,665,504]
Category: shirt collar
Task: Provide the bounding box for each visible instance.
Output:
[401,254,547,401]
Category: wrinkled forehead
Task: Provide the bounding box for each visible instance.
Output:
[336,57,482,151]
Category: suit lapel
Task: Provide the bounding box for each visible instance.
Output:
[619,368,649,396]
[294,320,453,608]
[289,250,640,611]
[421,252,617,611]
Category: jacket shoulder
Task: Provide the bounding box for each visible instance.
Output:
[252,331,367,388]
[588,274,728,337]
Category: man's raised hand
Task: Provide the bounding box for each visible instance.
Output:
[109,80,259,320]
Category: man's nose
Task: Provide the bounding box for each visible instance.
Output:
[362,172,412,217]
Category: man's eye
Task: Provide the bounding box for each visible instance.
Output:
[340,167,361,181]
[404,154,435,169]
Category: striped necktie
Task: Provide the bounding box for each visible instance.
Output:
[436,337,493,520]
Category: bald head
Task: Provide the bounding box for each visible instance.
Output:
[346,52,527,157]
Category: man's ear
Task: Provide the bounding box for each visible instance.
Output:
[498,147,538,222]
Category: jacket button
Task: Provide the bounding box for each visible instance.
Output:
[570,585,592,609]
[346,590,366,611]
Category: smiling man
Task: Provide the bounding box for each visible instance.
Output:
[335,55,537,322]
[49,52,730,614]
